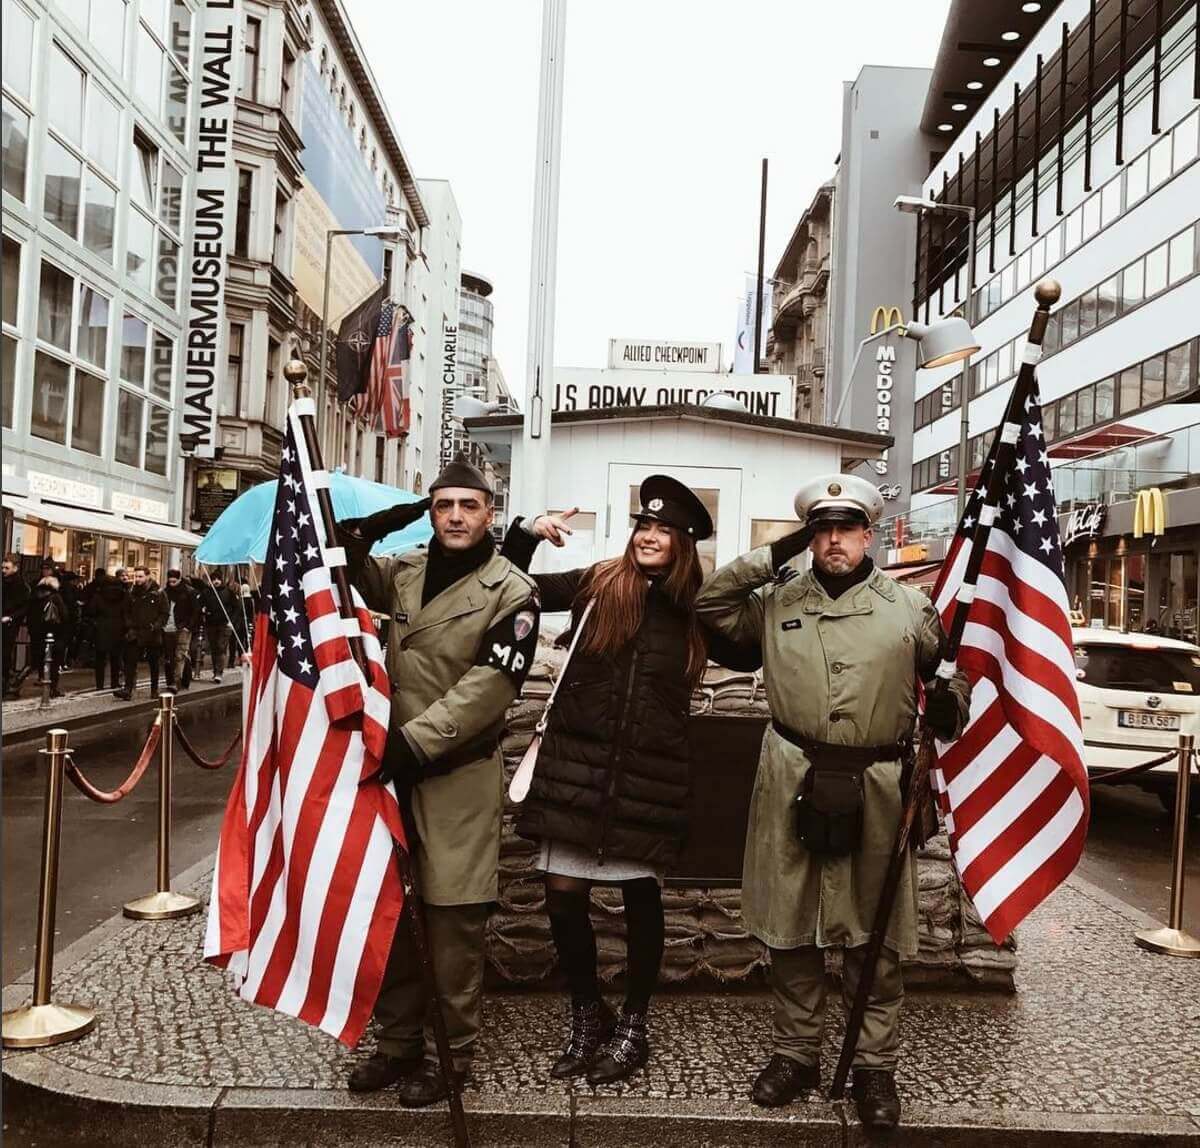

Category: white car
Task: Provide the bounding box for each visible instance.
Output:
[1073,627,1200,815]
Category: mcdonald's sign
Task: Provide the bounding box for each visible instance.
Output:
[1133,487,1166,538]
[869,305,905,336]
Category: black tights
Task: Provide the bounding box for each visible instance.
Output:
[544,875,664,1014]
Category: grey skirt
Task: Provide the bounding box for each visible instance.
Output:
[538,838,663,885]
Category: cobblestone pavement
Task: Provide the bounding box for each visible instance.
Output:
[5,864,1199,1124]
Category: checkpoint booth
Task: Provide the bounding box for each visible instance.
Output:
[463,394,892,588]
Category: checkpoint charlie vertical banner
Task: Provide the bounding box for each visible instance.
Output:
[181,0,239,459]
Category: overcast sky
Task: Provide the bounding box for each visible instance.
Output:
[347,0,952,398]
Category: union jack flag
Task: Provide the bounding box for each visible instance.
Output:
[361,300,412,438]
[204,402,406,1045]
[930,358,1089,943]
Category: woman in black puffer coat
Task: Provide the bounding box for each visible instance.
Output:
[503,476,758,1088]
[85,570,128,690]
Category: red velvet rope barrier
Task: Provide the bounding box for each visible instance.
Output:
[1089,747,1194,786]
[64,720,162,804]
[174,719,242,770]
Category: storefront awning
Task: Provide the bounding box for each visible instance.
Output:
[2,495,203,549]
[1047,422,1158,460]
[882,561,943,586]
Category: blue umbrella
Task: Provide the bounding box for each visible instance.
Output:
[195,471,431,565]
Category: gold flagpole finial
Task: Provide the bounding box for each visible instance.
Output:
[284,358,310,399]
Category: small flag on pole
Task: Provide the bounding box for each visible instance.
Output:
[335,284,387,405]
[204,399,405,1046]
[930,369,1089,944]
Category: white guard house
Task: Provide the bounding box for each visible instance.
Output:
[463,390,891,583]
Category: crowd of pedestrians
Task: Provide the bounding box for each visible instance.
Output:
[0,559,255,702]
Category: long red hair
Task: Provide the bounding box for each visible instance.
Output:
[575,523,708,686]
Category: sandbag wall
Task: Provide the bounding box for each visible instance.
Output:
[487,640,1017,992]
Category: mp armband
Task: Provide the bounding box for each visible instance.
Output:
[476,600,541,686]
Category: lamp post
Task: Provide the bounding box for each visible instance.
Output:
[315,225,403,443]
[895,195,978,517]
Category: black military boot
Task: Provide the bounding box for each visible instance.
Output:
[751,1054,821,1107]
[551,996,617,1079]
[347,1051,422,1092]
[851,1067,901,1130]
[586,1008,649,1085]
[397,1059,469,1108]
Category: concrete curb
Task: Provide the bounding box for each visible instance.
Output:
[1,682,242,752]
[4,870,1199,1146]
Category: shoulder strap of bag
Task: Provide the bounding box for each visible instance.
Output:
[535,598,596,735]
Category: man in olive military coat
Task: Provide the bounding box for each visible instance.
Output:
[696,474,970,1131]
[341,458,540,1106]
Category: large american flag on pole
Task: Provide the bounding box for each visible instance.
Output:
[930,366,1089,944]
[361,300,412,438]
[205,403,406,1046]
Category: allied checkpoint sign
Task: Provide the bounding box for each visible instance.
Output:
[608,338,723,373]
[181,0,239,459]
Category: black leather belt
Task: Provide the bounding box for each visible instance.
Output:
[771,720,911,767]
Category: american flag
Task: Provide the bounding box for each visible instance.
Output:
[361,301,412,438]
[930,366,1089,944]
[204,404,406,1046]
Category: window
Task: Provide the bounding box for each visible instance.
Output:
[2,97,31,200]
[1144,242,1168,297]
[43,136,82,237]
[1,333,15,428]
[234,167,253,257]
[2,236,18,327]
[117,311,173,470]
[1141,354,1165,406]
[1147,135,1171,190]
[1078,288,1098,337]
[33,264,110,453]
[1094,376,1114,423]
[1118,366,1141,414]
[222,322,244,417]
[272,187,288,269]
[241,16,260,101]
[2,0,35,102]
[1165,343,1192,397]
[1122,260,1145,309]
[1168,229,1194,285]
[375,437,385,483]
[49,44,85,145]
[282,45,296,118]
[1098,276,1119,327]
[136,3,189,142]
[128,130,183,302]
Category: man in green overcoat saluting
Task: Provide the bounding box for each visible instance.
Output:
[696,473,970,1131]
[340,457,540,1106]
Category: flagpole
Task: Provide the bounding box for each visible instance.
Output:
[521,0,567,516]
[282,358,472,1148]
[829,279,1061,1102]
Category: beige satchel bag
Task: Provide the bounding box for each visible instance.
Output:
[507,598,596,805]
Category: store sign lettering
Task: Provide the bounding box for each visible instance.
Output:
[438,321,460,471]
[872,345,894,476]
[181,0,237,459]
[1063,502,1106,547]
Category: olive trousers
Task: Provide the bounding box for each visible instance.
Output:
[768,943,904,1070]
[373,902,489,1070]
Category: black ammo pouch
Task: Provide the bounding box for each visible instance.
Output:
[773,721,910,857]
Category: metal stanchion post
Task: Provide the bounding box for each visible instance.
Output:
[39,626,54,709]
[123,692,201,920]
[3,729,96,1047]
[1136,733,1200,957]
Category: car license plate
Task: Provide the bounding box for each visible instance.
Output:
[1118,710,1181,731]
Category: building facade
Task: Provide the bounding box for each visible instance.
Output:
[906,0,1199,640]
[826,65,940,519]
[767,181,833,423]
[2,0,206,577]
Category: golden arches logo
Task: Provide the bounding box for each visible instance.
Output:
[1133,487,1166,538]
[869,306,906,336]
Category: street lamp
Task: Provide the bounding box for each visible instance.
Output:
[830,314,979,426]
[895,194,978,516]
[316,225,404,441]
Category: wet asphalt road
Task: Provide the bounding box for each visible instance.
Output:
[3,709,1198,983]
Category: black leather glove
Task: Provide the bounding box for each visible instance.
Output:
[923,682,960,740]
[339,497,432,549]
[360,730,425,789]
[770,522,815,572]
